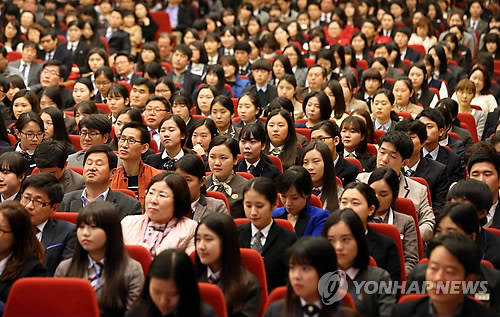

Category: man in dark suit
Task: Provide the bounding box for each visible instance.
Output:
[38,28,72,71]
[164,0,196,34]
[295,64,327,101]
[9,41,42,88]
[394,27,421,63]
[395,119,449,213]
[482,107,500,141]
[114,52,140,84]
[59,144,142,218]
[435,98,474,149]
[392,234,495,317]
[249,59,278,109]
[20,173,76,276]
[101,8,131,55]
[30,60,74,109]
[238,217,297,291]
[65,20,90,74]
[417,108,464,184]
[167,44,202,95]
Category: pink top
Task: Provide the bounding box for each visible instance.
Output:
[121,215,197,255]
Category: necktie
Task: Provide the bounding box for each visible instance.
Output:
[34,226,40,234]
[303,304,320,316]
[251,231,264,253]
[70,43,75,55]
[271,148,281,156]
[208,274,220,284]
[89,261,104,291]
[372,217,384,223]
[312,187,321,197]
[163,157,176,170]
[405,169,415,177]
[21,63,27,80]
[248,165,256,175]
[425,153,433,159]
[257,89,266,108]
[346,152,356,159]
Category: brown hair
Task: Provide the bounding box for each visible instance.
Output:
[455,79,475,94]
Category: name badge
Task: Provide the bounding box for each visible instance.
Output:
[475,293,490,301]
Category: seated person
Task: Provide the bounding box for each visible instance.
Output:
[143,96,171,148]
[59,144,142,218]
[121,172,198,255]
[19,172,75,275]
[272,166,329,237]
[237,123,281,180]
[238,177,297,291]
[0,152,28,202]
[175,154,229,222]
[67,114,113,168]
[34,140,84,194]
[111,122,162,205]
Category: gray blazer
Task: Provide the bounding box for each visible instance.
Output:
[9,60,42,87]
[357,172,435,242]
[59,188,142,219]
[192,194,228,222]
[60,168,85,194]
[206,174,249,218]
[348,266,397,317]
[68,151,123,168]
[294,67,307,87]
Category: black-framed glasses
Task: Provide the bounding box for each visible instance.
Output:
[311,136,333,142]
[79,130,102,138]
[119,136,142,145]
[20,195,51,208]
[20,131,44,139]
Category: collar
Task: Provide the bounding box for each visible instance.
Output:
[0,254,12,275]
[1,191,18,202]
[374,119,392,131]
[251,220,273,239]
[345,267,360,280]
[207,265,221,280]
[269,143,283,152]
[334,154,339,166]
[256,84,267,92]
[246,159,260,169]
[81,188,110,206]
[439,136,449,146]
[191,197,200,212]
[87,254,105,269]
[487,199,499,223]
[406,158,420,171]
[422,146,439,160]
[161,148,184,160]
[15,143,34,155]
[299,297,322,309]
[36,219,48,236]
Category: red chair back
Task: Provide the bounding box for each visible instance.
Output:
[115,188,137,200]
[481,259,494,269]
[267,155,283,174]
[457,113,478,143]
[234,218,296,232]
[304,58,315,68]
[96,103,110,114]
[117,81,132,94]
[150,138,159,153]
[236,171,254,180]
[4,277,100,317]
[366,143,378,155]
[394,197,424,260]
[409,177,432,208]
[448,132,460,140]
[69,134,82,151]
[7,51,22,62]
[150,11,172,37]
[125,245,152,277]
[50,212,77,224]
[356,59,369,70]
[69,166,84,175]
[368,223,407,282]
[345,157,362,172]
[161,62,172,73]
[485,227,500,238]
[276,194,322,209]
[296,128,311,142]
[408,44,425,55]
[7,134,16,146]
[198,283,228,317]
[369,256,377,266]
[374,129,386,144]
[240,248,268,317]
[206,191,231,214]
[99,36,110,57]
[397,112,412,120]
[428,87,439,99]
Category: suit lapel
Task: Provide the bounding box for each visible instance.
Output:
[41,219,55,247]
[400,175,410,198]
[240,224,252,248]
[261,222,279,254]
[194,195,208,222]
[295,210,310,237]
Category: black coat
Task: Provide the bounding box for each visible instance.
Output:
[335,155,359,186]
[391,295,495,317]
[0,257,47,302]
[166,71,202,95]
[41,219,76,276]
[414,157,448,213]
[37,43,73,71]
[238,222,297,291]
[435,146,464,184]
[69,41,90,74]
[417,88,435,108]
[235,156,281,180]
[366,228,401,283]
[107,29,131,55]
[402,48,421,63]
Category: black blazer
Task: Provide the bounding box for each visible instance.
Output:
[451,124,474,150]
[414,157,448,213]
[335,155,359,186]
[166,71,202,95]
[446,135,465,162]
[0,257,47,302]
[435,145,464,184]
[32,85,75,110]
[358,153,377,173]
[70,41,90,74]
[37,43,73,70]
[107,30,131,55]
[41,218,76,275]
[173,4,196,33]
[265,298,346,317]
[402,48,421,63]
[251,84,278,109]
[391,296,495,317]
[490,202,500,229]
[235,156,281,180]
[482,107,500,141]
[366,228,401,283]
[418,89,435,108]
[238,222,297,291]
[479,228,500,270]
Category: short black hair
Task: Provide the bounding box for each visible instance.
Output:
[79,114,112,135]
[84,144,118,170]
[0,152,28,179]
[447,179,492,212]
[208,135,239,158]
[239,123,267,144]
[234,40,251,53]
[21,172,64,205]
[131,77,155,94]
[174,44,193,60]
[42,60,68,80]
[436,98,459,119]
[121,121,150,145]
[467,142,500,177]
[394,118,428,144]
[378,131,414,160]
[277,166,312,198]
[416,108,445,130]
[34,140,68,169]
[251,59,272,71]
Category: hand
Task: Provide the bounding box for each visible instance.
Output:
[193,144,205,156]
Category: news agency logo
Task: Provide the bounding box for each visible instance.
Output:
[318,270,348,305]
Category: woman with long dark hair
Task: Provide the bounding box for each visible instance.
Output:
[39,107,76,154]
[265,110,301,170]
[55,201,144,317]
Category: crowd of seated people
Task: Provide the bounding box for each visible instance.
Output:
[0,0,499,316]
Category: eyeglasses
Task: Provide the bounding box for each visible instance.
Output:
[311,136,333,142]
[144,107,168,113]
[20,131,44,139]
[20,195,51,208]
[119,136,142,145]
[42,69,60,76]
[79,131,102,138]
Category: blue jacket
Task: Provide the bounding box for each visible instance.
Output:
[272,203,329,237]
[231,75,251,99]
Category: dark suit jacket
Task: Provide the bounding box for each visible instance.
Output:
[70,40,90,74]
[37,43,73,70]
[171,4,196,33]
[32,85,74,109]
[335,155,359,186]
[238,221,297,291]
[391,296,495,317]
[272,204,329,237]
[483,107,500,141]
[265,298,347,317]
[414,157,448,213]
[9,60,42,87]
[59,189,142,218]
[407,262,500,315]
[166,71,202,95]
[451,124,474,150]
[418,88,435,109]
[235,156,281,180]
[107,29,131,55]
[191,194,228,222]
[435,145,464,184]
[0,257,47,302]
[402,48,421,63]
[41,218,76,275]
[205,174,249,218]
[366,228,401,283]
[358,153,377,172]
[479,228,500,270]
[446,134,465,162]
[252,84,278,109]
[490,202,500,229]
